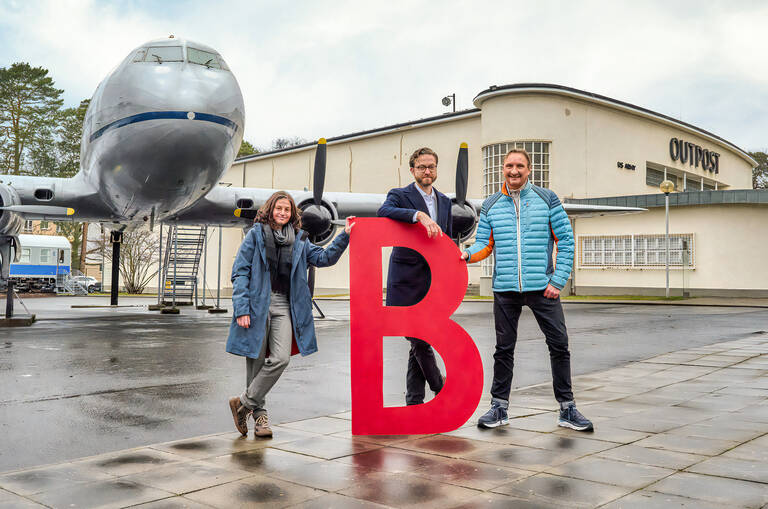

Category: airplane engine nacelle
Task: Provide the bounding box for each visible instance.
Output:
[0,184,24,237]
[297,197,338,246]
[451,200,478,244]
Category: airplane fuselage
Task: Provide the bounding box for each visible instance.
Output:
[80,37,244,224]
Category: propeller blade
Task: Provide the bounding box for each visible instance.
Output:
[330,219,346,226]
[234,208,258,219]
[0,205,74,216]
[313,138,327,206]
[455,142,468,206]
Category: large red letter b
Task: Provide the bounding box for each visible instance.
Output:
[349,218,483,435]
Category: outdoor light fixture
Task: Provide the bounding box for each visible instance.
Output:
[659,179,675,298]
[442,94,456,112]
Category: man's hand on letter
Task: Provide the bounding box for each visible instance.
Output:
[417,211,442,238]
[543,284,560,299]
[237,315,251,328]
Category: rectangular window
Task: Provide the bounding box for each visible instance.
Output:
[144,46,183,63]
[646,167,678,190]
[39,248,51,263]
[20,248,30,263]
[579,234,694,269]
[24,220,33,232]
[40,220,49,229]
[481,141,551,276]
[187,47,223,69]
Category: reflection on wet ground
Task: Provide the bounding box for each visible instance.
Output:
[0,334,765,507]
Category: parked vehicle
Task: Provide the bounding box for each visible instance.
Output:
[71,275,102,293]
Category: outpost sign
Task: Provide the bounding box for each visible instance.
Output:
[669,137,720,173]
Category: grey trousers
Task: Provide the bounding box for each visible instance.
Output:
[240,292,293,415]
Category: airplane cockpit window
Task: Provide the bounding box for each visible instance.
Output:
[187,47,228,70]
[143,46,184,64]
[132,49,147,62]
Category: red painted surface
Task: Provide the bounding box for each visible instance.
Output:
[349,218,483,435]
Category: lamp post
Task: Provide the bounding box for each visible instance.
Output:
[659,179,675,298]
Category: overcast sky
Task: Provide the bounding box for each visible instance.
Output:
[1,0,766,152]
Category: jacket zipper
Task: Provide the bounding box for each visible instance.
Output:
[514,193,523,292]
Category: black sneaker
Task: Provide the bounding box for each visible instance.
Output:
[477,403,509,428]
[558,404,594,432]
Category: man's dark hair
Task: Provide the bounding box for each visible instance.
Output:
[409,147,439,168]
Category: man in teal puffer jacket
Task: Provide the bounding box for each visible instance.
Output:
[461,149,593,432]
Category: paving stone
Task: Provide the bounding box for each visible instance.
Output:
[279,416,352,434]
[634,432,739,455]
[412,457,533,491]
[183,475,322,508]
[722,438,768,462]
[523,434,618,457]
[393,435,493,458]
[601,490,726,509]
[686,456,768,484]
[732,404,768,423]
[444,425,546,446]
[29,479,172,509]
[492,472,631,507]
[338,471,478,508]
[648,471,768,507]
[0,488,45,508]
[462,444,573,471]
[0,462,112,496]
[329,411,353,420]
[676,393,764,412]
[149,435,270,460]
[552,423,650,444]
[334,447,442,473]
[329,430,430,444]
[506,413,563,433]
[74,448,186,477]
[272,435,381,460]
[209,446,326,475]
[130,496,218,508]
[666,423,765,442]
[121,459,250,494]
[548,456,675,489]
[449,492,561,508]
[266,458,380,491]
[607,415,684,434]
[291,492,391,508]
[596,444,707,469]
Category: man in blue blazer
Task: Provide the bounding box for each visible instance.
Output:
[377,147,453,405]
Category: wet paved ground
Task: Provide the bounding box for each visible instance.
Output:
[0,297,767,506]
[0,332,766,508]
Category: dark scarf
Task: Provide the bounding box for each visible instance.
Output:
[262,223,295,293]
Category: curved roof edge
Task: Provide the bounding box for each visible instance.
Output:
[473,84,757,167]
[235,109,480,163]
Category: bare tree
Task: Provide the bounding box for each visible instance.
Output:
[97,228,159,294]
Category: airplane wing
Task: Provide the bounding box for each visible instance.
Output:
[467,198,646,218]
[0,174,114,222]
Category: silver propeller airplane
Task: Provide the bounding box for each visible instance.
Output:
[0,36,643,306]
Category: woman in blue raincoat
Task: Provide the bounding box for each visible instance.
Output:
[227,191,353,438]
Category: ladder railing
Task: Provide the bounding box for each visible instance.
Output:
[160,225,206,305]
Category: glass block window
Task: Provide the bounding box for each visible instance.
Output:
[482,141,550,197]
[480,141,551,276]
[579,234,694,269]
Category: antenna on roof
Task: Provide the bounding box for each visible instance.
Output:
[169,34,175,38]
